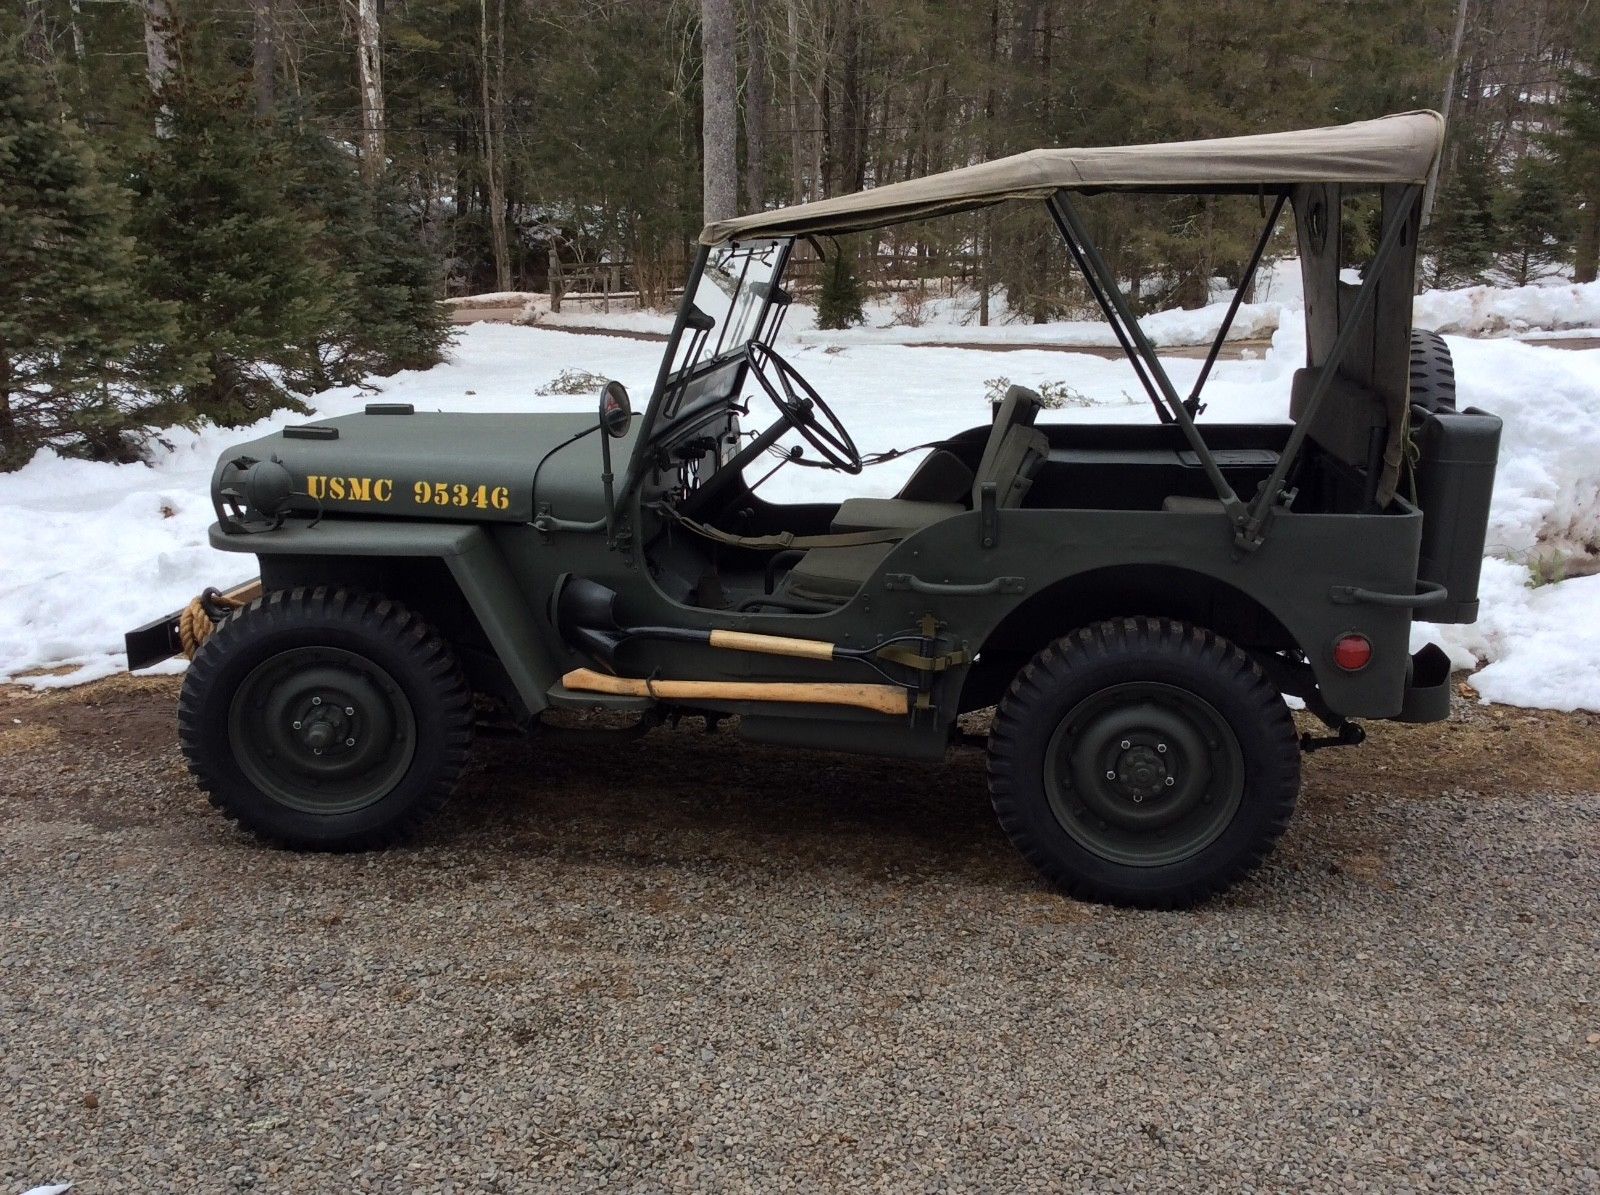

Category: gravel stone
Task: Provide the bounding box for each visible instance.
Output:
[1,676,1597,1191]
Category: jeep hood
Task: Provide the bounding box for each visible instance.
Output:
[214,407,631,526]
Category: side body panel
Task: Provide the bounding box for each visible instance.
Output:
[211,493,1422,755]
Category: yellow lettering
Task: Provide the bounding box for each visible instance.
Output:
[374,479,393,502]
[329,478,346,500]
[306,475,326,499]
[347,477,372,502]
[491,486,511,511]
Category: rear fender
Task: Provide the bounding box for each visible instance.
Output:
[209,520,557,713]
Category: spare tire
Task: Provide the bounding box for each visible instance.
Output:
[1409,329,1457,413]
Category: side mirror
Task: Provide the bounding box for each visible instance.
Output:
[598,380,632,438]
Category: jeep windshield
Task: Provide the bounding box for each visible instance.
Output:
[668,239,790,381]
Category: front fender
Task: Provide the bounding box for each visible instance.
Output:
[209,520,558,713]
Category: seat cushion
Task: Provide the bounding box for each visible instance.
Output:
[1161,495,1227,514]
[831,497,963,533]
[974,425,1049,508]
[783,542,896,603]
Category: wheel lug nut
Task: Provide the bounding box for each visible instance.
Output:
[345,738,355,747]
[313,747,323,755]
[1105,770,1117,781]
[1156,743,1167,753]
[312,696,322,706]
[292,721,303,730]
[1164,777,1175,787]
[344,707,355,716]
[1132,794,1143,803]
[1120,739,1131,750]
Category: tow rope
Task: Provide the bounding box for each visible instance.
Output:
[178,585,258,658]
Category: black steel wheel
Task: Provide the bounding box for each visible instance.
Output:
[987,618,1300,908]
[179,588,473,850]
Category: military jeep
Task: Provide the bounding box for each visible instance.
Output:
[127,111,1501,907]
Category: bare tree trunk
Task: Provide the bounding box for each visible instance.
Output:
[140,0,175,134]
[23,1,48,65]
[744,0,768,212]
[702,0,738,223]
[1576,195,1599,284]
[352,0,385,179]
[785,0,806,201]
[479,0,511,291]
[1422,0,1471,229]
[67,0,86,72]
[978,0,999,326]
[0,341,17,466]
[838,0,862,191]
[251,0,277,118]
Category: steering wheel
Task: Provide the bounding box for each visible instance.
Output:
[745,341,863,474]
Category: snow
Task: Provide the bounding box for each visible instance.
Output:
[526,262,1600,348]
[1415,279,1600,339]
[4,310,1600,711]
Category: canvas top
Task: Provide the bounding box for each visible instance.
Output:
[699,111,1444,244]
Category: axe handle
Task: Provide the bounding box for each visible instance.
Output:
[561,668,907,716]
[707,629,836,661]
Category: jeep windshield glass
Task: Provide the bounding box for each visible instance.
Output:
[670,239,786,377]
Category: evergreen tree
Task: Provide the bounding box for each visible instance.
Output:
[127,44,333,426]
[1496,157,1572,286]
[0,46,193,469]
[1546,60,1600,284]
[274,119,451,392]
[1425,137,1501,287]
[815,249,865,330]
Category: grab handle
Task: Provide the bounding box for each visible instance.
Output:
[1329,580,1449,608]
[884,574,1025,597]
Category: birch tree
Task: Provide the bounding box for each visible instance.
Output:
[350,0,385,179]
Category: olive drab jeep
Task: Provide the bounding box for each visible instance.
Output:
[127,111,1502,908]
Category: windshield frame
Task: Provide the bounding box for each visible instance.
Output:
[626,237,794,482]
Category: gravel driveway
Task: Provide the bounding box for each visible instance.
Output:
[2,677,1597,1192]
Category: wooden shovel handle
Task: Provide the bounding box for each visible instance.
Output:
[707,629,836,661]
[561,668,908,716]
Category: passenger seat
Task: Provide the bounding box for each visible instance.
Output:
[787,386,1050,604]
[831,385,1047,532]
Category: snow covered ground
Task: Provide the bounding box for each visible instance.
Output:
[531,263,1600,350]
[3,317,1599,711]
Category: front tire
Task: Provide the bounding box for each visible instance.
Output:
[987,618,1300,908]
[178,588,474,850]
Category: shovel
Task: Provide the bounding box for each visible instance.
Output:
[552,575,919,673]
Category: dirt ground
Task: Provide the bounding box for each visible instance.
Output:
[2,677,1598,1190]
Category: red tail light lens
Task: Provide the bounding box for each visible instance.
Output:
[1333,634,1374,672]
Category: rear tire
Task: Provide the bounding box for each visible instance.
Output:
[178,587,473,850]
[1409,328,1456,413]
[986,618,1300,908]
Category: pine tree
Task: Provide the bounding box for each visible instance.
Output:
[127,45,334,426]
[356,176,454,373]
[815,249,865,330]
[1425,138,1501,287]
[275,118,452,390]
[0,47,193,469]
[1496,157,1572,286]
[1546,61,1600,284]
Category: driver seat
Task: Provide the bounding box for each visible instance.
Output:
[830,384,1046,534]
[784,387,1049,605]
